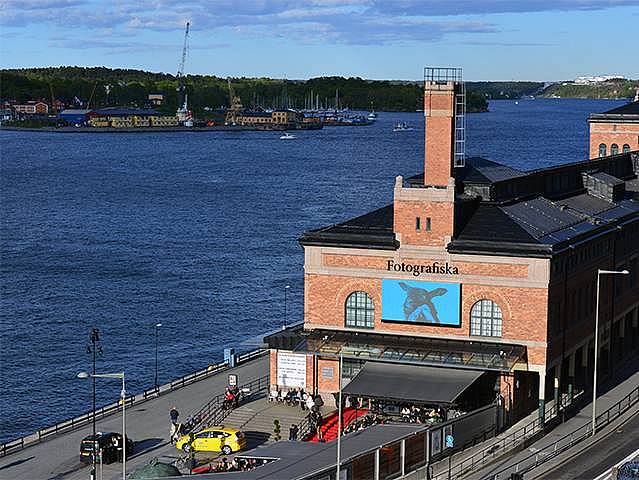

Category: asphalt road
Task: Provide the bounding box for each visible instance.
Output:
[0,355,268,480]
[537,412,639,480]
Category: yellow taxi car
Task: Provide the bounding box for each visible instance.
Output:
[175,426,246,455]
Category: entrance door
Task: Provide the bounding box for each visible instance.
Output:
[512,371,539,422]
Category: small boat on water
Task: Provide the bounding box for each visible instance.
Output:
[393,122,413,132]
[280,132,296,140]
[367,111,378,120]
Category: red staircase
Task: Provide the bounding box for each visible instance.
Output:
[308,407,368,442]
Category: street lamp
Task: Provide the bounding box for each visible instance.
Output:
[154,323,162,390]
[78,371,127,480]
[284,285,290,329]
[592,268,629,435]
[85,328,102,480]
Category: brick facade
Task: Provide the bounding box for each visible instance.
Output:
[589,122,639,158]
[269,79,639,425]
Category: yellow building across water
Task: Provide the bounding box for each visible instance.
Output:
[88,108,178,128]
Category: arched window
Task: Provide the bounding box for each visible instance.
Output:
[470,300,503,337]
[598,144,607,157]
[345,291,374,328]
[611,143,619,155]
[622,144,631,153]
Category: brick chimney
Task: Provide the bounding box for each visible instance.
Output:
[392,67,463,248]
[424,69,464,186]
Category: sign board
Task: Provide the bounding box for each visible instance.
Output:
[382,279,461,327]
[228,374,238,387]
[277,352,307,388]
[445,434,454,449]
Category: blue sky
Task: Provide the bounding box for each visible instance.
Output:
[1,0,638,81]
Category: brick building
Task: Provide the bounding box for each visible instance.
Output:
[589,99,639,159]
[268,68,639,425]
[13,101,49,115]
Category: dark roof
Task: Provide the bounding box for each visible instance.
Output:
[453,157,526,184]
[601,100,639,115]
[301,152,639,257]
[407,157,526,186]
[299,204,397,250]
[342,362,483,405]
[194,424,428,480]
[589,100,639,123]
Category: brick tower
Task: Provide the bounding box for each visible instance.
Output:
[393,67,465,247]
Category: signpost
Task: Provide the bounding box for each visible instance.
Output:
[228,374,238,387]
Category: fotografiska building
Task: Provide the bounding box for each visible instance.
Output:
[269,68,639,423]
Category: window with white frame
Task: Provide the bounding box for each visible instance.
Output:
[470,299,503,337]
[345,291,375,328]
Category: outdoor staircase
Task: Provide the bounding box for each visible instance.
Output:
[221,398,307,448]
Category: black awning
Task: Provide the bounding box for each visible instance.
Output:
[342,362,483,406]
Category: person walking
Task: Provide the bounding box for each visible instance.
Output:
[288,424,299,441]
[305,393,315,412]
[169,406,180,444]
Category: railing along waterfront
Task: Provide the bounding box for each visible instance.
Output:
[483,385,639,479]
[0,348,267,458]
[428,390,583,480]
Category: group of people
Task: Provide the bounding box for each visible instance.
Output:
[342,413,386,435]
[223,385,241,410]
[206,457,270,473]
[269,387,318,411]
[400,405,445,424]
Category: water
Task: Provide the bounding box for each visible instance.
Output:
[0,98,626,443]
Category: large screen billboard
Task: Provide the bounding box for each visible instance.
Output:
[381,279,461,327]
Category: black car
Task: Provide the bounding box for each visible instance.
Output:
[80,432,134,464]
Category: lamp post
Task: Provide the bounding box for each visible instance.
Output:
[592,268,629,436]
[78,371,127,480]
[154,323,162,390]
[284,285,290,329]
[86,328,102,480]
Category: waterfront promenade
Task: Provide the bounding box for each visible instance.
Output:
[0,355,269,480]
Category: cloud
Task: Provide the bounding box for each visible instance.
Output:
[2,0,637,47]
[371,0,639,16]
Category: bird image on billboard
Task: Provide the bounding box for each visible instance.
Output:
[382,279,461,326]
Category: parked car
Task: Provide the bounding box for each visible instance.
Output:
[175,426,246,455]
[79,432,134,464]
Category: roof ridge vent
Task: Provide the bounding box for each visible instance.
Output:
[581,171,624,202]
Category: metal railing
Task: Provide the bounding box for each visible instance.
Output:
[187,375,270,433]
[0,348,267,458]
[484,385,639,479]
[430,391,582,480]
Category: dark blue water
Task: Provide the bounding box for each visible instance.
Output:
[0,98,626,443]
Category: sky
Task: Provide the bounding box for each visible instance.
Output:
[1,0,638,81]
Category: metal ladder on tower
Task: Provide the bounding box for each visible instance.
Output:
[454,79,466,168]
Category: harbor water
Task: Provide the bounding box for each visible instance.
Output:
[0,98,626,443]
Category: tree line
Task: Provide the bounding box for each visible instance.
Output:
[0,67,553,115]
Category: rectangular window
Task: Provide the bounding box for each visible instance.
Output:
[425,217,432,231]
[415,217,421,230]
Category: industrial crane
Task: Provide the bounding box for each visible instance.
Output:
[225,77,243,125]
[176,21,193,126]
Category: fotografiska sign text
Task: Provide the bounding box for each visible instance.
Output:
[387,259,459,276]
